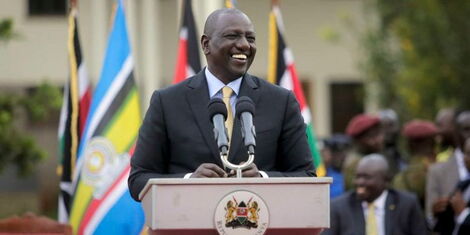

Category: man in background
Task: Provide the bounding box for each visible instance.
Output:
[427,110,470,228]
[321,134,351,198]
[393,120,437,210]
[323,154,428,235]
[379,109,405,177]
[343,114,385,190]
[435,108,457,162]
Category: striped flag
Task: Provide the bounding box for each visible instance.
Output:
[173,0,201,84]
[69,1,145,234]
[267,2,325,176]
[58,6,92,223]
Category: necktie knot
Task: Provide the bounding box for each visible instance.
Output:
[222,86,233,98]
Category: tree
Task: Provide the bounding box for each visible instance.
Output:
[362,0,470,119]
[0,83,62,176]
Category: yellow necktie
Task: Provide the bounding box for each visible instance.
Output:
[366,203,378,235]
[222,86,234,142]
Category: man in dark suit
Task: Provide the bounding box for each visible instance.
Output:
[128,8,315,201]
[323,154,428,235]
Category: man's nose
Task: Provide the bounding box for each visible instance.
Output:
[236,37,250,50]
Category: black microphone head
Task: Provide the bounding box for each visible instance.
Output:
[208,98,227,119]
[236,96,255,118]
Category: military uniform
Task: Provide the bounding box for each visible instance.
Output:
[393,156,431,209]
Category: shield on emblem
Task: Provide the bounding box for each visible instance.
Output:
[236,201,248,224]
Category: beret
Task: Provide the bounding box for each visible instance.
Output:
[402,120,437,139]
[346,114,381,137]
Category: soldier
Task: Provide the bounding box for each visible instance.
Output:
[393,120,437,210]
[343,114,385,190]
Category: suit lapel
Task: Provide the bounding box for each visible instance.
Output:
[228,74,260,163]
[384,190,397,235]
[186,71,222,166]
[351,193,366,235]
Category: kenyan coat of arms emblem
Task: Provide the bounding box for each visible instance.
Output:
[214,191,269,235]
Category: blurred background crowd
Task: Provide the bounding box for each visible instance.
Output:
[320,108,470,234]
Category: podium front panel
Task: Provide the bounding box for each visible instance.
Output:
[140,177,331,233]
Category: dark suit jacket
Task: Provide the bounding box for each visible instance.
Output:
[128,71,316,201]
[322,189,429,235]
[457,214,470,235]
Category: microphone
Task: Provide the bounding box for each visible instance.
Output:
[236,96,256,155]
[208,98,229,156]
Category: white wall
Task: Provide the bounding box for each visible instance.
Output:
[0,0,366,137]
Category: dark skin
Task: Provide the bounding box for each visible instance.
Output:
[354,155,390,203]
[191,9,260,178]
[355,124,385,155]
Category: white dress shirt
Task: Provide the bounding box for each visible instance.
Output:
[362,190,388,235]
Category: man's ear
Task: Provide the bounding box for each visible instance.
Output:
[201,35,210,55]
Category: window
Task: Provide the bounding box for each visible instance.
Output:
[28,0,67,16]
[330,82,364,133]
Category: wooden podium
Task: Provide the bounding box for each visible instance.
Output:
[139,177,332,235]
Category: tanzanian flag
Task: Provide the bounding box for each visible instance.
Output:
[69,0,145,234]
[267,2,325,176]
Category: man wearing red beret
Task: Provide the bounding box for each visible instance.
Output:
[343,114,385,190]
[393,120,438,210]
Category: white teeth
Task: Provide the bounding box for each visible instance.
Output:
[232,54,247,59]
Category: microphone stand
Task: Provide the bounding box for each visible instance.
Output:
[220,151,254,178]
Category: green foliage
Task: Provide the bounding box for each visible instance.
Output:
[362,0,470,119]
[0,82,62,176]
[0,18,17,42]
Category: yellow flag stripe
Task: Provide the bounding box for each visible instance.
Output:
[69,88,141,230]
[267,11,278,84]
[67,8,79,176]
[103,89,141,152]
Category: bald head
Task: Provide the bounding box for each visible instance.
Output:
[203,8,251,37]
[355,154,390,202]
[357,154,389,178]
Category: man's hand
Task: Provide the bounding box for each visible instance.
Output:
[450,191,467,216]
[229,162,261,177]
[432,197,449,215]
[190,163,227,178]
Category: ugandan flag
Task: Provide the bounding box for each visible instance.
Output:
[173,0,201,84]
[69,1,144,234]
[267,1,326,176]
[58,5,91,223]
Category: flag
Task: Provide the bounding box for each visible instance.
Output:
[267,2,326,176]
[69,0,144,234]
[58,6,92,223]
[173,0,201,84]
[225,0,237,8]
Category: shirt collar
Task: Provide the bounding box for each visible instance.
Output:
[362,190,388,210]
[205,67,242,98]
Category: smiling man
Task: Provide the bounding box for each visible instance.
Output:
[323,154,428,235]
[128,8,316,201]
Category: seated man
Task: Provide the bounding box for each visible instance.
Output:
[323,154,428,235]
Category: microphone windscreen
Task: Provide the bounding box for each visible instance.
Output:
[236,96,255,118]
[208,98,227,119]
